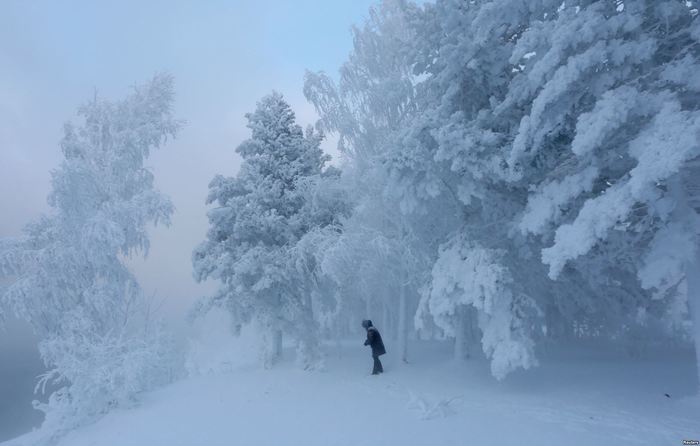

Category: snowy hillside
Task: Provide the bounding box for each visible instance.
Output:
[6,341,698,446]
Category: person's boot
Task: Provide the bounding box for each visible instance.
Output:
[372,356,382,374]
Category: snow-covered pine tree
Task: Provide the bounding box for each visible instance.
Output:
[0,74,181,431]
[502,0,700,387]
[399,0,699,378]
[310,0,699,382]
[192,93,335,369]
[307,0,545,376]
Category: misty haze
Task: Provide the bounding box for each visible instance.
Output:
[1,1,699,445]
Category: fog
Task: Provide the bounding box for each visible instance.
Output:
[0,0,372,440]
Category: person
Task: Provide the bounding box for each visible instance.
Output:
[362,319,386,375]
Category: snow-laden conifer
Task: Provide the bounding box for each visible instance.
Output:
[193,93,342,368]
[307,0,700,381]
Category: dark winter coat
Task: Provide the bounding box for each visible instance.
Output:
[364,326,386,357]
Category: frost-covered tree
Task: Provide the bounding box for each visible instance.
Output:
[501,0,700,385]
[307,0,544,376]
[0,74,181,433]
[193,93,339,368]
[407,0,699,377]
[304,0,449,363]
[309,164,432,363]
[308,0,700,382]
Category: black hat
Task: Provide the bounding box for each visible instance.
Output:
[361,320,373,329]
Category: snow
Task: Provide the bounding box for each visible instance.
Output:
[5,341,698,446]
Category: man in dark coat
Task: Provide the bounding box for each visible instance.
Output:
[362,319,386,375]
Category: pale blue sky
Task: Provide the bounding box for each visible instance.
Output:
[0,0,376,322]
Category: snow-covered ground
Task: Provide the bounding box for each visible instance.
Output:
[5,340,699,446]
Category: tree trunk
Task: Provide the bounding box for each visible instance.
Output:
[454,306,467,361]
[397,281,408,363]
[296,335,320,370]
[466,306,478,358]
[382,302,391,340]
[262,328,283,369]
[686,253,700,393]
[365,294,372,321]
[671,175,700,392]
[272,329,283,361]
